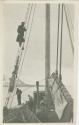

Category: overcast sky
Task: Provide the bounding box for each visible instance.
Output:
[3,3,74,96]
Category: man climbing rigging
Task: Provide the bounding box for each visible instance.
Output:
[16,22,26,47]
[16,88,22,105]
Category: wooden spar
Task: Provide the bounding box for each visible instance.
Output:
[45,4,51,109]
[36,81,39,109]
[45,4,50,81]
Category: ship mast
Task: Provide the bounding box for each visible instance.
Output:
[45,4,51,110]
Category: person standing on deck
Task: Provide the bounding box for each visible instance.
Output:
[16,88,22,105]
[28,95,33,111]
[16,22,26,47]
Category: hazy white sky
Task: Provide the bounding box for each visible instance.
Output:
[3,3,74,95]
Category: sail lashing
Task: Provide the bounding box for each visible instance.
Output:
[48,4,73,121]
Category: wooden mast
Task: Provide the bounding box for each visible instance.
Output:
[45,4,51,109]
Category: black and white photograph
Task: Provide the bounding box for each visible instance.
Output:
[2,1,77,123]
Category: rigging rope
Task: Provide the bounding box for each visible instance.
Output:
[5,4,74,109]
[5,4,33,107]
[18,5,36,78]
[25,4,33,29]
[17,4,33,72]
[25,4,31,24]
[16,4,33,73]
[9,5,36,108]
[65,5,74,38]
[59,4,63,80]
[13,5,31,69]
[56,4,60,74]
[63,4,74,55]
[15,4,32,66]
[13,4,33,83]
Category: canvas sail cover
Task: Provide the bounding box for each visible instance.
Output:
[48,73,72,119]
